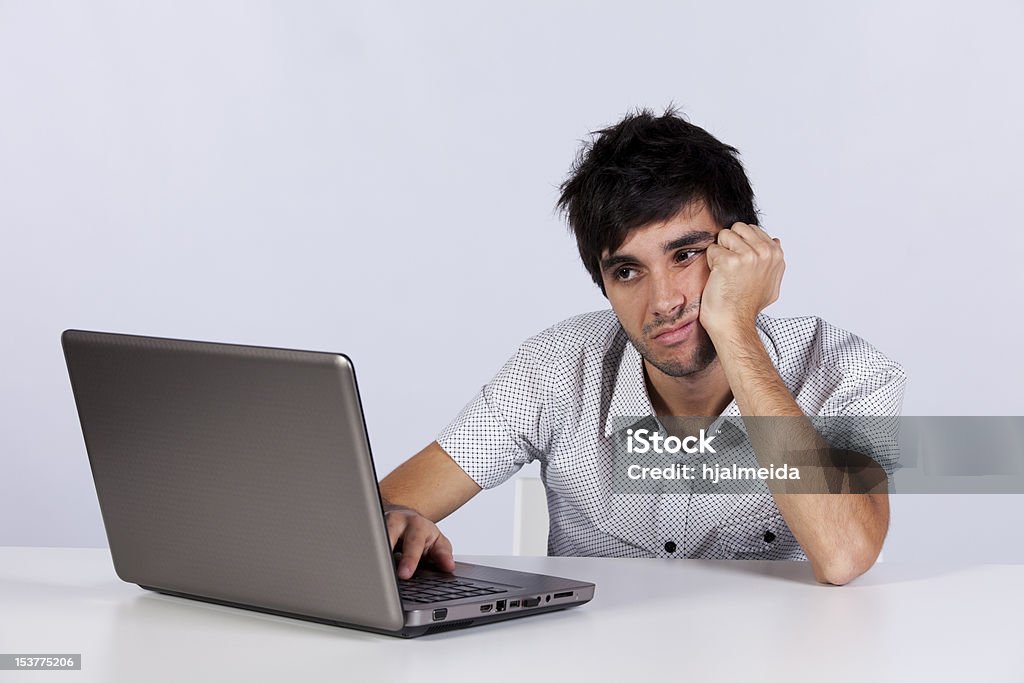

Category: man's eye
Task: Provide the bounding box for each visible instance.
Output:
[615,267,638,281]
[676,249,702,263]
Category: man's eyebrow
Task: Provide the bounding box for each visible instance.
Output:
[601,231,716,273]
[600,253,636,273]
[662,231,716,251]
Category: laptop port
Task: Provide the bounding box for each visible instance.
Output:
[522,597,541,608]
[495,599,506,612]
[479,604,493,613]
[553,591,573,600]
[432,608,447,622]
[509,600,520,608]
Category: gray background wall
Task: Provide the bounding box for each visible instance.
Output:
[2,0,1022,560]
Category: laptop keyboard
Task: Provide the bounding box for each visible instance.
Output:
[398,575,509,604]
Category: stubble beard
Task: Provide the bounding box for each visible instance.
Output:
[627,312,719,379]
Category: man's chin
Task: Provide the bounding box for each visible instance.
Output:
[644,344,718,379]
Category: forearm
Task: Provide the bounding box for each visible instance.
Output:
[713,324,889,585]
[379,441,482,522]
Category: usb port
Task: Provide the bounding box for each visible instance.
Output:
[432,608,447,621]
[553,591,574,599]
[479,604,493,613]
[522,597,541,608]
[509,600,520,608]
[495,599,506,612]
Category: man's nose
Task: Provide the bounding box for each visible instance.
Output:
[650,269,687,319]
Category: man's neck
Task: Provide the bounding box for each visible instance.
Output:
[643,357,733,419]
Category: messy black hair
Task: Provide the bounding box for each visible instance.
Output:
[556,106,760,294]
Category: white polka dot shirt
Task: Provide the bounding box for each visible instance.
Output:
[437,310,907,560]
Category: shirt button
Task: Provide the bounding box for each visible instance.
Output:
[764,530,776,543]
[664,541,677,553]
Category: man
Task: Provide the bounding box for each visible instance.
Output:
[380,107,906,585]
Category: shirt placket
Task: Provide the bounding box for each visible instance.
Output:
[651,418,692,558]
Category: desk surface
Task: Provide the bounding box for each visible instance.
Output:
[1,547,1021,682]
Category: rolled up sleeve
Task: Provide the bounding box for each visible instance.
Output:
[437,341,559,489]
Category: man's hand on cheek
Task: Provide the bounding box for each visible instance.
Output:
[699,222,785,338]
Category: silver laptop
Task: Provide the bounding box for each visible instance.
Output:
[61,329,595,638]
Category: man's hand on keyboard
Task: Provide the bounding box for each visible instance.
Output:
[384,505,456,580]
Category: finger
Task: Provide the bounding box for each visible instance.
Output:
[758,227,782,250]
[707,242,735,268]
[746,222,769,234]
[385,512,407,551]
[705,242,723,268]
[426,533,456,573]
[716,228,754,255]
[729,223,776,254]
[737,221,779,245]
[397,527,431,580]
[730,222,763,241]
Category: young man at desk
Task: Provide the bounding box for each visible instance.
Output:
[379,108,906,586]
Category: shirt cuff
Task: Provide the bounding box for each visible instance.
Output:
[437,388,528,490]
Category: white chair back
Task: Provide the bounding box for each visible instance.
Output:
[512,477,548,556]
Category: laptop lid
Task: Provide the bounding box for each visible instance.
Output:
[62,329,406,632]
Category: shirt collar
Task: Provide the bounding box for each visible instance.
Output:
[604,339,655,437]
[604,313,781,438]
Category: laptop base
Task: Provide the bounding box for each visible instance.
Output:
[140,584,585,638]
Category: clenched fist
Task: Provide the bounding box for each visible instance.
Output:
[699,222,784,337]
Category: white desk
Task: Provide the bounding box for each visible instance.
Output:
[1,547,1021,682]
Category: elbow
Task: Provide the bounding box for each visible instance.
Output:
[811,501,888,586]
[814,558,867,586]
[812,541,881,586]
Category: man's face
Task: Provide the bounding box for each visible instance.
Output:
[600,202,722,378]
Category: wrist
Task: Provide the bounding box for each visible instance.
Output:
[382,500,414,514]
[704,316,758,346]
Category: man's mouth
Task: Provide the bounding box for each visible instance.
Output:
[650,319,696,346]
